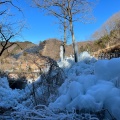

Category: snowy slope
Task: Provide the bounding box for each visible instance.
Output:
[49,52,120,119]
[0,51,120,120]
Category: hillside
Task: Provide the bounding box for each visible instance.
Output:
[39,39,61,60]
[0,39,94,73]
[0,41,36,58]
[0,34,119,73]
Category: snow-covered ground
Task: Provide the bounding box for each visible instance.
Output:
[0,51,120,120]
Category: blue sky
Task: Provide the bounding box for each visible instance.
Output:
[13,0,120,44]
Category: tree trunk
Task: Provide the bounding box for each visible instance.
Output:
[69,20,78,62]
[63,17,67,60]
[0,48,5,56]
[64,17,67,45]
[68,0,78,62]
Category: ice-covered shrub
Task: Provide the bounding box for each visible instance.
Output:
[11,105,101,120]
[21,56,65,106]
[39,57,65,104]
[0,77,20,109]
[79,51,96,63]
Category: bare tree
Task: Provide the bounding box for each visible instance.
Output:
[0,0,24,56]
[53,14,68,61]
[0,21,25,56]
[32,0,96,62]
[54,11,69,45]
[58,18,69,60]
[92,11,120,40]
[91,11,120,47]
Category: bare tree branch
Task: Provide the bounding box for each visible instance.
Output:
[0,0,25,56]
[0,0,22,12]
